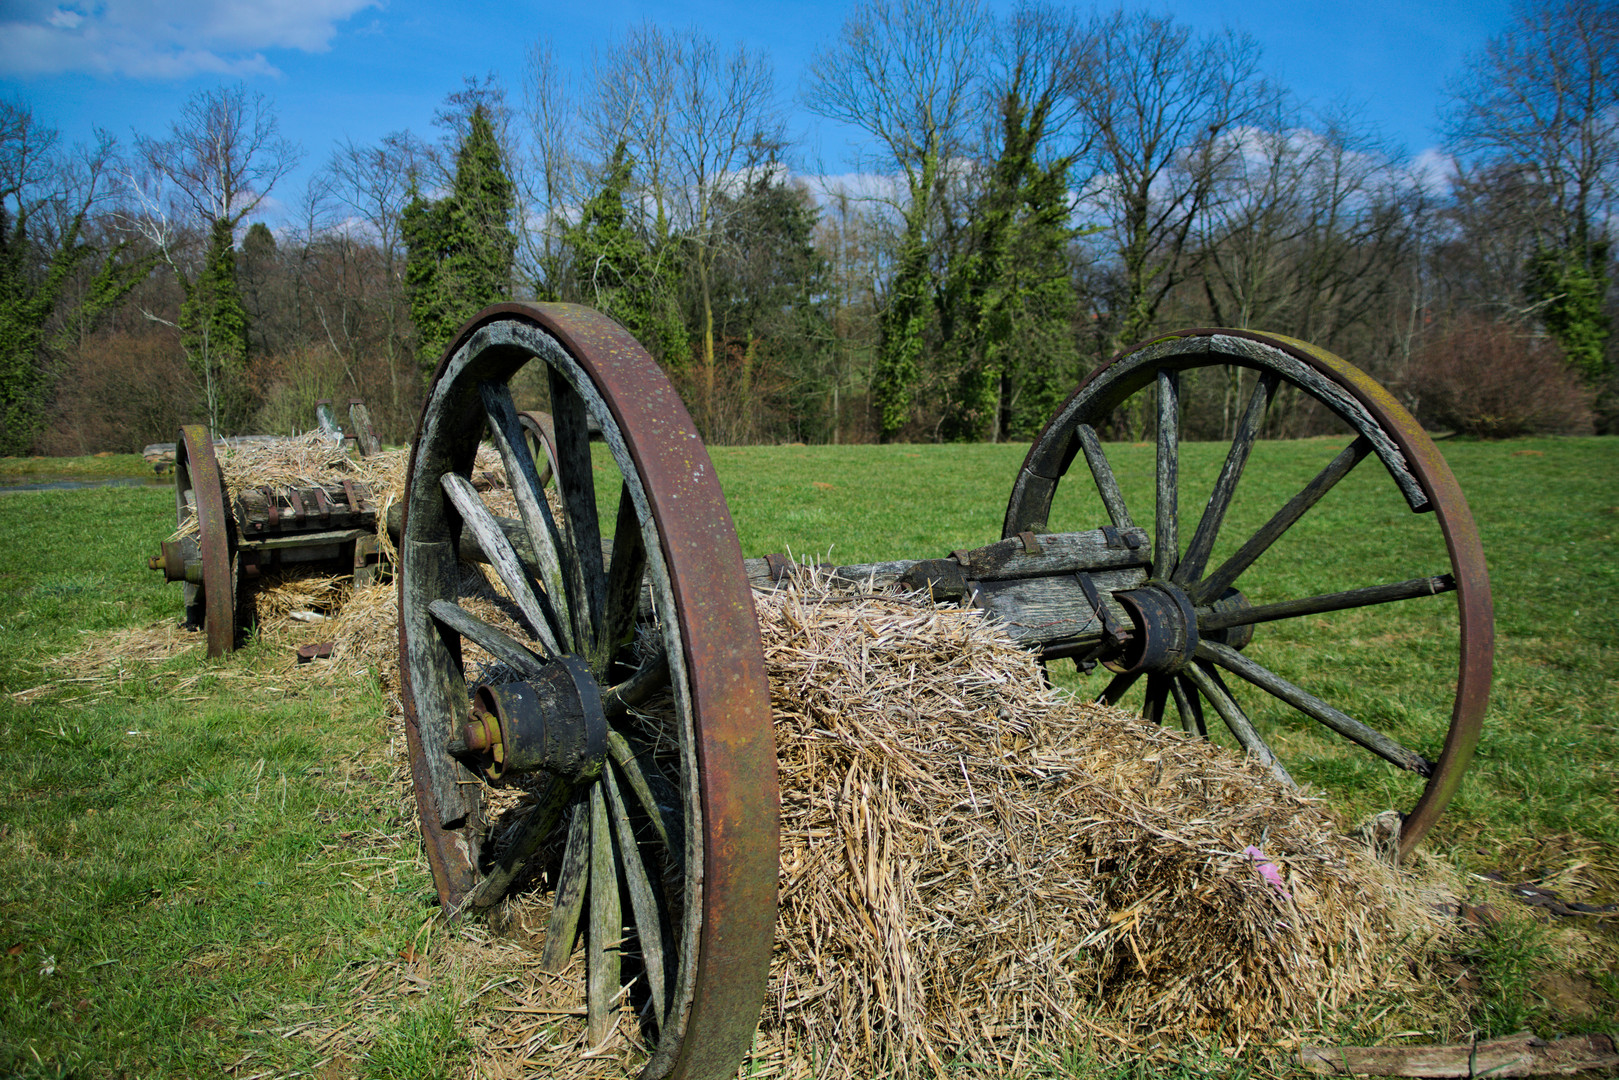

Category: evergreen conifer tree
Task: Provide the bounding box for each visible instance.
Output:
[562,144,688,366]
[403,105,516,370]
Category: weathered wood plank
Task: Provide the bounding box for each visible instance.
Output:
[604,729,684,878]
[1298,1031,1618,1077]
[1077,423,1134,530]
[540,800,591,971]
[1181,661,1293,786]
[1193,436,1372,604]
[600,483,647,674]
[1197,639,1433,775]
[586,781,621,1045]
[440,471,562,657]
[603,763,669,1031]
[548,370,608,660]
[401,538,482,831]
[481,380,575,653]
[967,568,1145,648]
[744,527,1151,595]
[428,599,548,674]
[1176,369,1276,585]
[1154,368,1180,580]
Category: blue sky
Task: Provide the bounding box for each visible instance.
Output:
[1,0,1514,223]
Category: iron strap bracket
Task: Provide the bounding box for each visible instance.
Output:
[1076,571,1130,647]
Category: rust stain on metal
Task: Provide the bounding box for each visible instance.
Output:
[178,425,236,658]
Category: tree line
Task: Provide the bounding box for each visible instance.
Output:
[2,0,1614,456]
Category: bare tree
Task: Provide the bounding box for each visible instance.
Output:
[321,131,427,412]
[135,85,299,232]
[1442,0,1618,390]
[521,41,581,300]
[128,85,301,432]
[804,0,990,439]
[666,31,783,417]
[585,25,680,237]
[1193,109,1423,434]
[1443,0,1618,255]
[1067,8,1276,354]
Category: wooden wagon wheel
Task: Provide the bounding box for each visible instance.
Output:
[173,424,238,657]
[399,303,778,1079]
[517,408,559,488]
[1006,330,1493,859]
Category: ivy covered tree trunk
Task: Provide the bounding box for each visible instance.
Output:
[0,201,150,454]
[1526,241,1612,385]
[941,84,1080,442]
[874,149,940,443]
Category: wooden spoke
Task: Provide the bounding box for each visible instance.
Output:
[1200,575,1457,632]
[1142,675,1170,725]
[586,782,622,1045]
[1154,369,1179,580]
[540,799,592,971]
[605,730,683,859]
[548,370,608,662]
[605,729,684,875]
[440,471,561,656]
[601,643,670,714]
[428,599,547,676]
[468,775,577,912]
[481,381,575,651]
[1077,423,1134,530]
[1180,661,1293,786]
[1197,639,1433,775]
[1170,675,1206,737]
[1192,436,1373,605]
[1096,670,1140,706]
[1176,370,1278,586]
[603,763,670,1030]
[600,482,647,673]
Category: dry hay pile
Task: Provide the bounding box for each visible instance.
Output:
[457,574,1447,1079]
[750,579,1434,1075]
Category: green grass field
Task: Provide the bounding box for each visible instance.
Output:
[1,436,1614,1078]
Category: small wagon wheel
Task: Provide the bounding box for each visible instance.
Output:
[517,408,559,488]
[1006,330,1493,859]
[399,303,778,1079]
[173,424,238,657]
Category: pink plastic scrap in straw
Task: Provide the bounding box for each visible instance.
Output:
[1245,846,1293,901]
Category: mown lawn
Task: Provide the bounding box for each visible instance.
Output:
[1,436,1614,1077]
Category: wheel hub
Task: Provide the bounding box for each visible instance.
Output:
[1112,581,1200,675]
[451,655,607,783]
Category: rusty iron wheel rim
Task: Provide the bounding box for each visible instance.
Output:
[175,425,237,657]
[1005,329,1493,860]
[398,303,778,1080]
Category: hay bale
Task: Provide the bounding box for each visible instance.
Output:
[752,576,1433,1075]
[448,572,1448,1079]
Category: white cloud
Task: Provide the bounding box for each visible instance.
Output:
[0,0,380,79]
